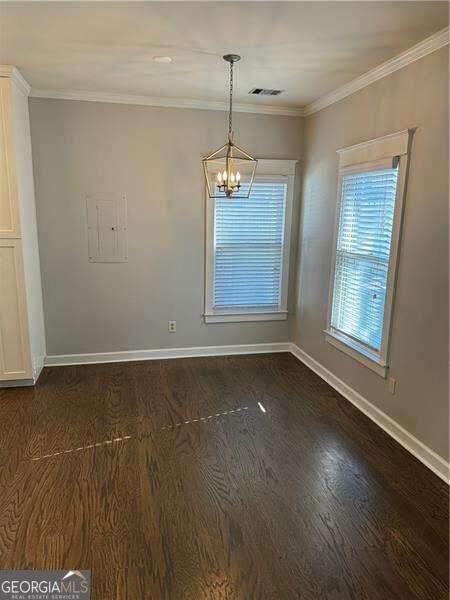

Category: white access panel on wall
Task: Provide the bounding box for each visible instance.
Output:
[86,194,127,262]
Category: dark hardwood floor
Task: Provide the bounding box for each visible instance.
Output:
[0,353,448,599]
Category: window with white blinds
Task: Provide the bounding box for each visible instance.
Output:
[205,165,295,323]
[214,180,286,310]
[327,160,403,373]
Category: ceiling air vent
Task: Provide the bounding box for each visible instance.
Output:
[249,88,284,96]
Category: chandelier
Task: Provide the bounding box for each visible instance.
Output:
[202,54,257,198]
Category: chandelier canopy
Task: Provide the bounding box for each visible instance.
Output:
[202,54,257,199]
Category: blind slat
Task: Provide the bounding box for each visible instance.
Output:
[330,167,398,351]
[214,181,287,309]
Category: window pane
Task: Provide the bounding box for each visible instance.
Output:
[332,254,388,350]
[337,170,397,261]
[331,167,398,352]
[214,180,286,309]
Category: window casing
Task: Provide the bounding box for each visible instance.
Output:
[205,160,296,323]
[326,130,412,377]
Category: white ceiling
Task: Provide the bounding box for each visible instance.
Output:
[0,1,448,109]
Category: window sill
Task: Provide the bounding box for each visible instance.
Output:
[324,330,387,378]
[205,311,288,324]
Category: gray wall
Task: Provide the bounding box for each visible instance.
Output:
[29,49,448,460]
[29,100,302,355]
[293,48,449,460]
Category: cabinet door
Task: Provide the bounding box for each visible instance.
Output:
[0,79,20,238]
[0,239,32,380]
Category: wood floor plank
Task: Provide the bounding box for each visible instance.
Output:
[0,353,448,599]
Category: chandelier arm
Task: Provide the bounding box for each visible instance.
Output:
[202,143,228,161]
[231,143,257,161]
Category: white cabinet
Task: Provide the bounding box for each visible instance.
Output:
[0,68,46,385]
[0,240,32,378]
[0,79,20,238]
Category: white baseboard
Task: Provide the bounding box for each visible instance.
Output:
[42,340,449,483]
[44,342,291,366]
[289,343,449,484]
[33,355,45,382]
[0,378,36,388]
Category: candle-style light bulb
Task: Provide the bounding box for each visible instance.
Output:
[217,172,222,183]
[223,171,227,181]
[230,172,235,183]
[236,172,241,181]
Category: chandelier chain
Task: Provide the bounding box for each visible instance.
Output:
[228,60,233,139]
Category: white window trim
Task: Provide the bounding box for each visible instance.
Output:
[204,159,297,324]
[325,129,414,378]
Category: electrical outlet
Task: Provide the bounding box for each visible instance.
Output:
[168,320,176,333]
[388,377,396,395]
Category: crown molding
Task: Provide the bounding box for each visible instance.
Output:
[29,88,304,117]
[302,26,449,116]
[16,27,450,118]
[0,65,31,96]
